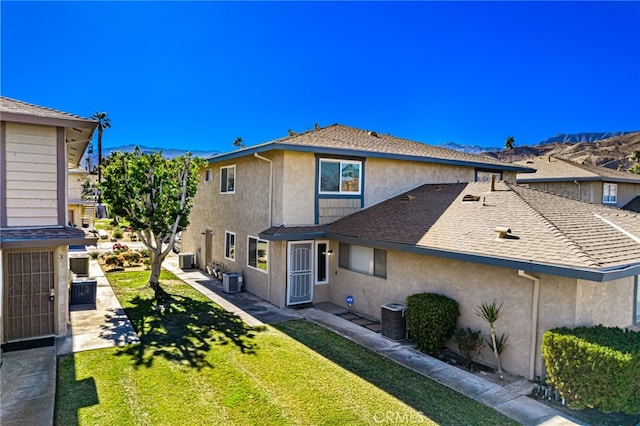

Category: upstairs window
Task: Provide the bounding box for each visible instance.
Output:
[319,159,361,194]
[220,165,235,193]
[603,183,617,204]
[205,169,212,182]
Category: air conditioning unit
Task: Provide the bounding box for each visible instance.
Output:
[179,252,194,269]
[223,272,242,293]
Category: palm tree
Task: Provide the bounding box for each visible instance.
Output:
[504,136,515,163]
[475,299,505,375]
[91,111,111,190]
[233,136,244,149]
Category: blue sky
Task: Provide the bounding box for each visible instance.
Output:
[2,1,639,154]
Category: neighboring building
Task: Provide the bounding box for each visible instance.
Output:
[516,156,640,210]
[0,96,97,351]
[68,166,96,230]
[184,124,640,379]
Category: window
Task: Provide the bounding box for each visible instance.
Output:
[205,169,212,182]
[225,231,235,261]
[315,241,329,285]
[476,170,502,182]
[603,183,617,204]
[220,165,235,193]
[248,236,268,272]
[339,243,386,278]
[319,159,361,194]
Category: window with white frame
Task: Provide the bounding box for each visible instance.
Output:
[225,231,235,261]
[248,236,268,272]
[205,169,212,182]
[319,159,361,194]
[603,183,617,204]
[220,165,235,193]
[338,243,386,278]
[315,241,330,285]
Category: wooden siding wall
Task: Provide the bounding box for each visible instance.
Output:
[5,123,59,226]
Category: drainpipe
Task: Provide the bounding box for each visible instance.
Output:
[518,270,540,381]
[574,180,581,200]
[254,153,273,302]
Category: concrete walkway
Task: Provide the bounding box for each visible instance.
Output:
[2,255,584,425]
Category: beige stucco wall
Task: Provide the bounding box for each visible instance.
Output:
[183,155,272,299]
[5,123,58,226]
[56,246,70,336]
[280,151,316,225]
[526,180,640,208]
[614,182,640,208]
[575,277,635,328]
[318,248,634,378]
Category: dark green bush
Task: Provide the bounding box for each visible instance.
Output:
[542,325,640,414]
[406,293,458,354]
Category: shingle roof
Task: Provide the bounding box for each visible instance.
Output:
[0,226,98,248]
[0,96,94,123]
[210,124,533,173]
[516,156,640,183]
[326,181,640,280]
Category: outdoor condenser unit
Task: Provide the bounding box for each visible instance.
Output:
[223,272,242,293]
[381,303,407,341]
[178,252,194,269]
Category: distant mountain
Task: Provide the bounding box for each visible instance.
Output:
[82,145,219,171]
[439,142,500,155]
[537,132,634,145]
[483,131,640,170]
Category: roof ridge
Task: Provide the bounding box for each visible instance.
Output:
[505,182,603,268]
[0,95,94,121]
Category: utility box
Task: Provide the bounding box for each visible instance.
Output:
[69,254,90,277]
[179,252,194,269]
[223,272,242,293]
[70,277,97,305]
[381,303,407,341]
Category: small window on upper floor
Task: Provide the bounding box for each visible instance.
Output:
[205,169,212,182]
[603,183,617,204]
[220,165,235,194]
[319,159,361,194]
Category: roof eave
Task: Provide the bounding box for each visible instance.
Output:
[518,176,640,184]
[2,111,97,130]
[207,142,534,172]
[324,232,640,282]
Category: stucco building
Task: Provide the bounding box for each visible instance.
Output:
[184,124,640,379]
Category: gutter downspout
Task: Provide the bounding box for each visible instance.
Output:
[519,270,540,381]
[254,153,273,302]
[574,180,581,201]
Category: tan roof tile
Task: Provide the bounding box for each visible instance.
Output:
[517,156,640,183]
[0,96,94,123]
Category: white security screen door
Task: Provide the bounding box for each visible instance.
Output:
[287,241,313,305]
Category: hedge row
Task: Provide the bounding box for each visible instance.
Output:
[542,325,640,414]
[406,293,458,354]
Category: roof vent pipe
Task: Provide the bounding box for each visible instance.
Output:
[490,174,496,192]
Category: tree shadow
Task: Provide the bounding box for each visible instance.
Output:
[113,291,265,370]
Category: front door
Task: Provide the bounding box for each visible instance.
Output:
[3,251,55,342]
[287,241,313,305]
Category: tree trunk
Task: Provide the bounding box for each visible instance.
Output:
[148,249,168,302]
[490,324,503,375]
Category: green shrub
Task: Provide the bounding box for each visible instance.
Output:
[453,327,484,368]
[406,293,459,354]
[542,325,640,414]
[122,251,142,266]
[112,229,124,239]
[104,254,124,269]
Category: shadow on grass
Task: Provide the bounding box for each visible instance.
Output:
[55,355,99,426]
[111,291,265,370]
[273,319,519,426]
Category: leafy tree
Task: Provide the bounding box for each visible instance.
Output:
[629,163,640,174]
[233,136,244,149]
[100,148,204,301]
[504,135,515,163]
[91,111,111,195]
[630,149,640,163]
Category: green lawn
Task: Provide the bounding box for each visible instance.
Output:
[56,270,517,425]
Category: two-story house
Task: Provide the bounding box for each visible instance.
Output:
[516,155,640,210]
[184,124,640,380]
[0,96,97,351]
